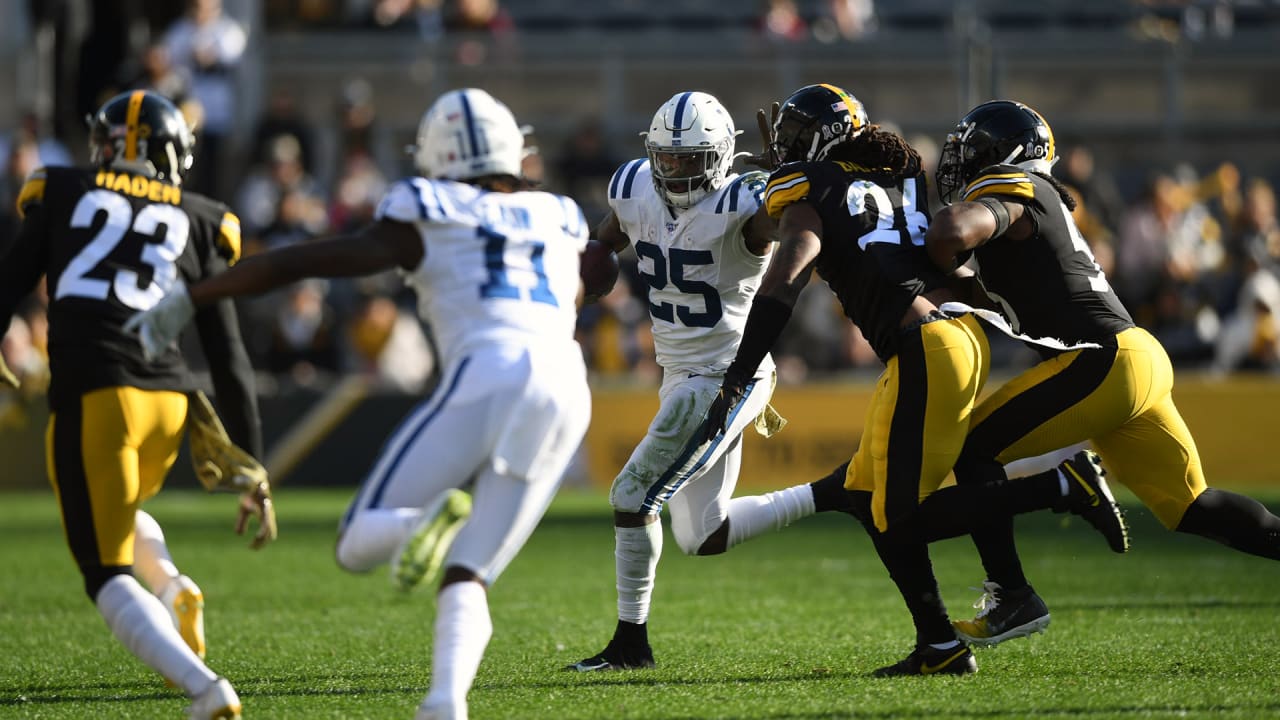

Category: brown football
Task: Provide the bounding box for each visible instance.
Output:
[580,239,620,301]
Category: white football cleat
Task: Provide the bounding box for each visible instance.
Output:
[415,699,467,720]
[186,677,241,720]
[391,489,472,592]
[161,575,206,659]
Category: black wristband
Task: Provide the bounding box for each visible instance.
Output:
[975,196,1011,240]
[726,295,793,385]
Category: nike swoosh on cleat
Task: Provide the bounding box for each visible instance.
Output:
[919,649,969,674]
[1064,465,1100,507]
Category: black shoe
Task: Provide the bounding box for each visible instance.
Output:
[1060,450,1130,553]
[872,643,977,677]
[952,581,1051,647]
[564,639,655,672]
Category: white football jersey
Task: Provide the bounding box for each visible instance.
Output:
[608,159,774,377]
[377,178,588,365]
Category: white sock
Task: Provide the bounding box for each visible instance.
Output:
[423,581,491,714]
[335,508,423,572]
[725,484,816,550]
[1057,469,1069,497]
[615,522,662,625]
[132,510,180,594]
[95,575,215,696]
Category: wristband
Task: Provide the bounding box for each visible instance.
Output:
[975,196,1011,240]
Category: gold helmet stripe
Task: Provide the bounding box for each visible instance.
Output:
[818,83,865,132]
[124,90,146,161]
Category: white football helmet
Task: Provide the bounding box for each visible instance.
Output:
[413,88,525,181]
[643,91,740,208]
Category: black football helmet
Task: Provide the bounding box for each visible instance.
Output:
[88,90,195,184]
[936,100,1056,204]
[771,83,869,165]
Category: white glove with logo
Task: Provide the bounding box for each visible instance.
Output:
[123,284,196,361]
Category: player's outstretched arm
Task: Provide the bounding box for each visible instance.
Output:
[127,220,423,360]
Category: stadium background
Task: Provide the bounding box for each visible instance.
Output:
[3,0,1280,493]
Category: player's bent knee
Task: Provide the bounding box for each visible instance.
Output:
[334,531,381,574]
[83,565,132,601]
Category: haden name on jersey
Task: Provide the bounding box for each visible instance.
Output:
[94,170,183,205]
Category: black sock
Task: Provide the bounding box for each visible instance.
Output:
[1177,488,1280,560]
[810,461,854,513]
[613,619,648,646]
[864,522,954,646]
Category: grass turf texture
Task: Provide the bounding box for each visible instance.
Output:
[2,487,1279,719]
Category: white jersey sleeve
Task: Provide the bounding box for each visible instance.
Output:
[379,177,586,366]
[607,166,773,377]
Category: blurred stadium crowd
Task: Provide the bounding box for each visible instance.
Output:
[3,0,1280,401]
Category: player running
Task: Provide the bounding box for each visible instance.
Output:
[0,90,269,719]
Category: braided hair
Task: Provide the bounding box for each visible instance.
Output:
[826,125,922,180]
[1032,170,1078,211]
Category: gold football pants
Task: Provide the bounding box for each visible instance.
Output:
[846,313,990,532]
[965,326,1206,528]
[47,386,188,571]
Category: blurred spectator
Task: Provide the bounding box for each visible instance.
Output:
[1115,173,1183,326]
[346,294,435,392]
[757,0,808,43]
[163,0,248,196]
[552,118,621,224]
[1212,257,1280,375]
[253,88,317,177]
[1,314,50,395]
[0,132,45,253]
[330,153,389,233]
[266,279,342,385]
[1055,144,1125,242]
[236,134,328,243]
[361,0,444,38]
[812,0,876,42]
[333,78,400,181]
[127,43,196,112]
[445,0,517,65]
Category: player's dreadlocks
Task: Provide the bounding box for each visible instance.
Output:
[826,125,922,180]
[1032,171,1078,211]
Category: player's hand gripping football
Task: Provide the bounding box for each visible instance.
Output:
[740,102,780,172]
[123,284,197,361]
[702,374,748,445]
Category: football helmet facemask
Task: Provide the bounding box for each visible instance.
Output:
[414,88,525,181]
[88,90,195,184]
[643,91,740,208]
[936,100,1057,204]
[771,83,869,165]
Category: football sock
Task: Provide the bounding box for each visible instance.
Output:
[95,575,215,696]
[132,510,180,593]
[424,581,491,711]
[809,462,854,513]
[334,507,423,572]
[725,484,815,549]
[1177,488,1280,560]
[865,526,955,646]
[615,522,662,625]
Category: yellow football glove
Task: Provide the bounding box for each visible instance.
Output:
[187,390,277,550]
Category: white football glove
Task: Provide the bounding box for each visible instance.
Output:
[123,284,196,361]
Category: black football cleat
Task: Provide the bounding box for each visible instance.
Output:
[872,643,977,677]
[1060,450,1130,553]
[952,581,1051,647]
[564,639,655,672]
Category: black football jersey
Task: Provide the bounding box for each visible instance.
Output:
[962,164,1134,347]
[0,166,262,455]
[764,159,946,362]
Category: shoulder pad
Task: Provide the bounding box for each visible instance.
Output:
[15,167,47,220]
[376,178,452,224]
[962,163,1036,203]
[712,171,767,215]
[763,163,817,220]
[607,159,649,203]
[217,211,242,265]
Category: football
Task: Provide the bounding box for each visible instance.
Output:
[580,239,620,301]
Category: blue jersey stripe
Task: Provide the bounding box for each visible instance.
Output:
[671,91,693,142]
[620,161,643,199]
[715,176,746,214]
[413,178,447,220]
[608,161,632,200]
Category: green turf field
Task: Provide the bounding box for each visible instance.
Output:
[2,487,1279,719]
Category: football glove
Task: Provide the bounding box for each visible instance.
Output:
[702,372,749,445]
[187,390,277,550]
[123,284,196,362]
[0,354,18,389]
[740,102,780,171]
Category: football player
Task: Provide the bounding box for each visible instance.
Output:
[564,91,857,673]
[705,84,1128,676]
[927,100,1280,646]
[126,88,592,720]
[0,90,262,719]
